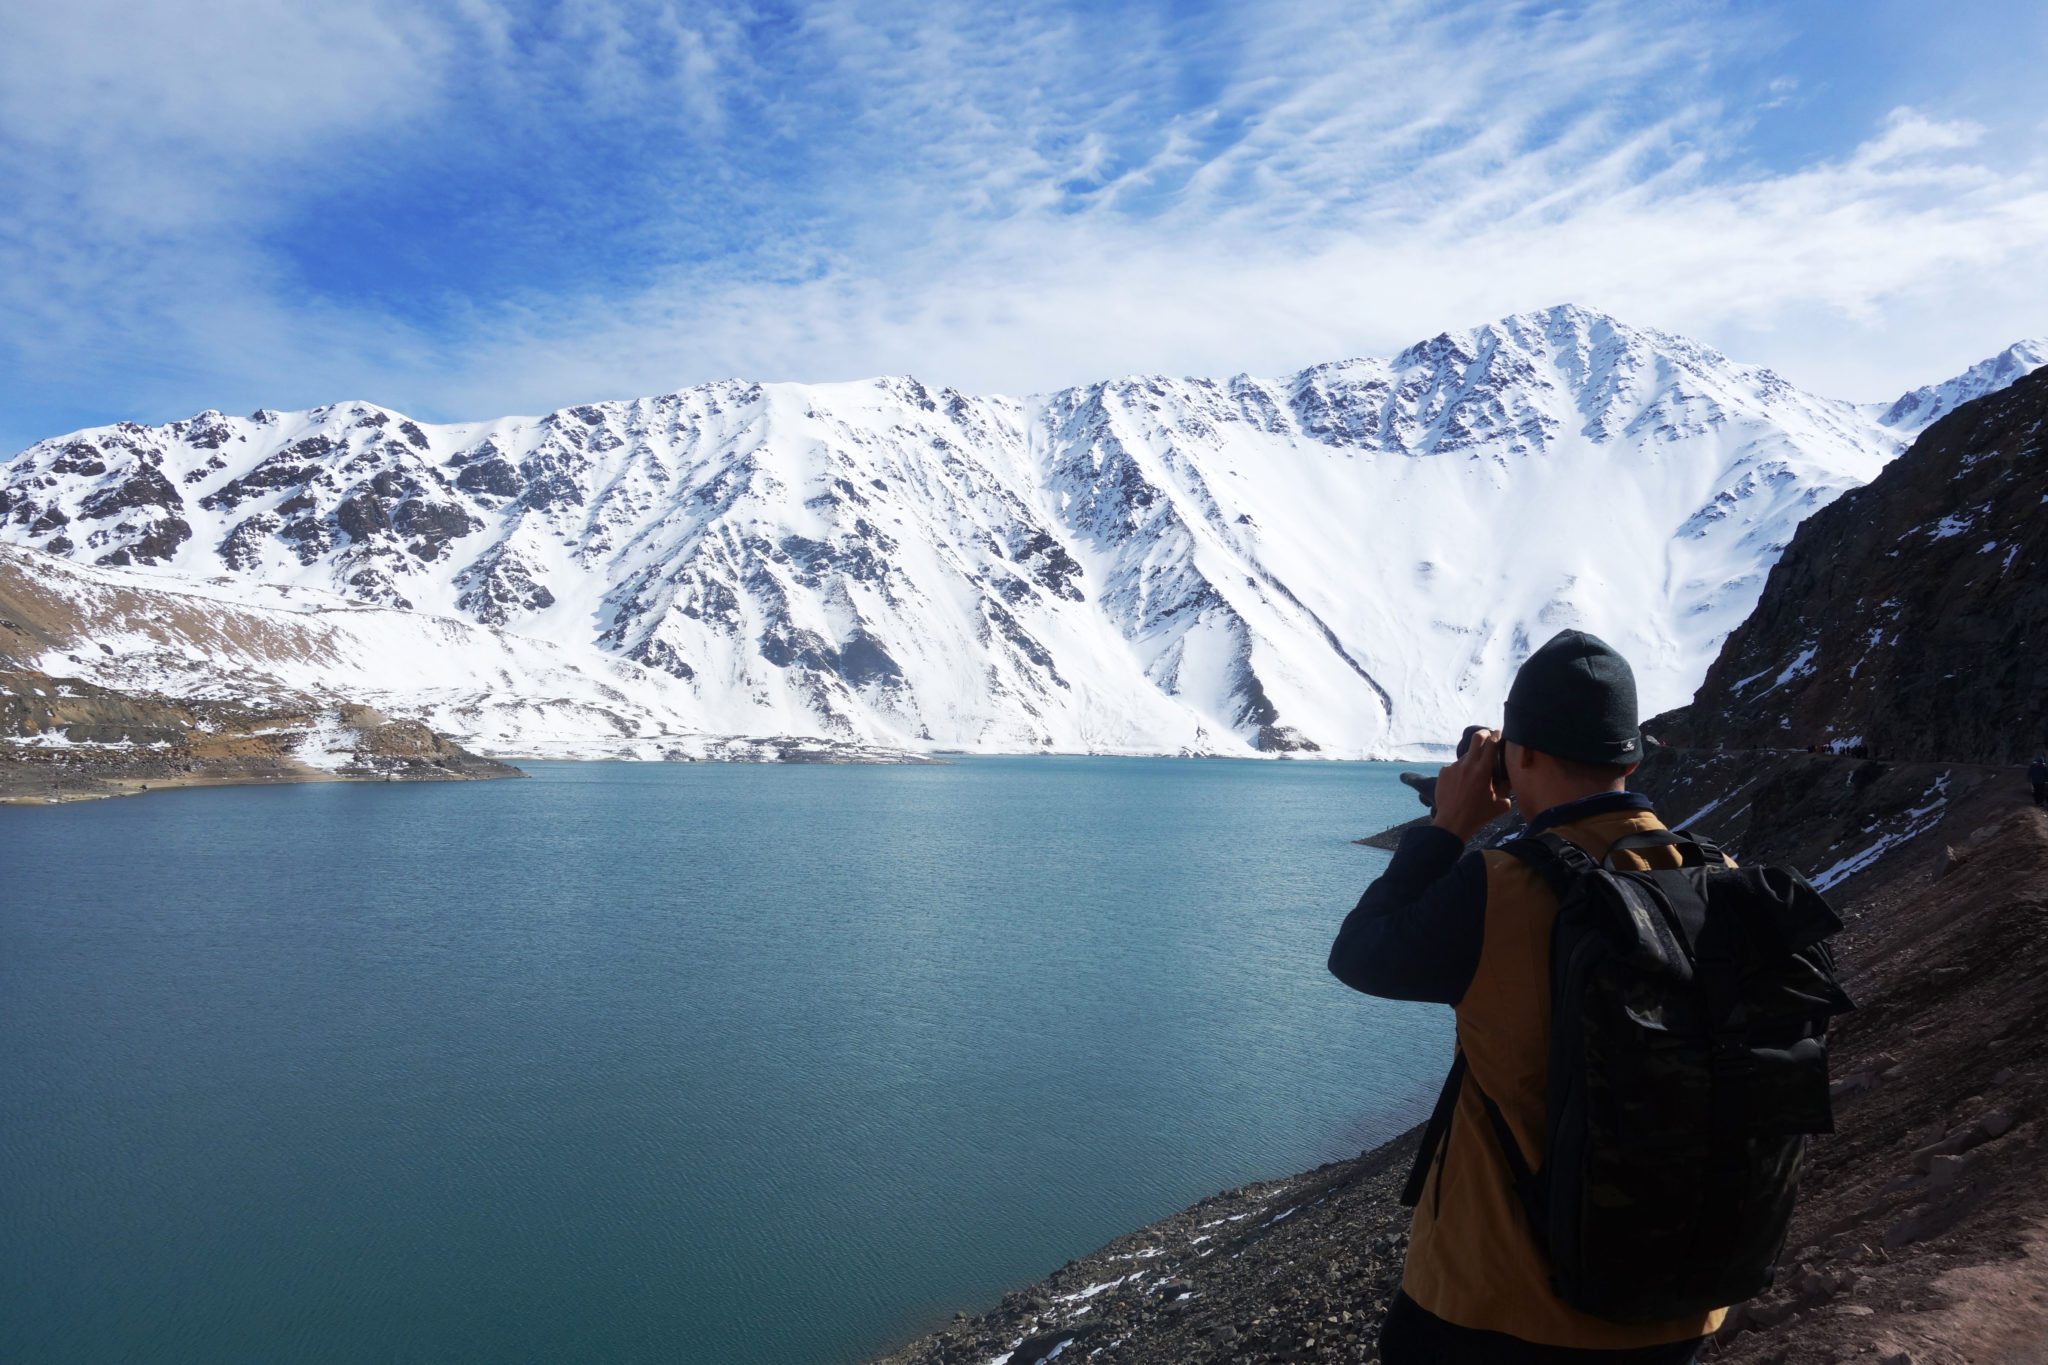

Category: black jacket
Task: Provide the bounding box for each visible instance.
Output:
[1328,791,1654,1005]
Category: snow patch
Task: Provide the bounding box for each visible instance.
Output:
[290,711,360,772]
[1928,512,1973,540]
[1055,1274,1137,1305]
[1812,774,1952,891]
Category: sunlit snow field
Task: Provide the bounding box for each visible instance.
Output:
[1,757,1446,1364]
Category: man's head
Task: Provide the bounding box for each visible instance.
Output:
[1500,630,1642,817]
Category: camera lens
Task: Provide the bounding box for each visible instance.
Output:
[1455,724,1486,759]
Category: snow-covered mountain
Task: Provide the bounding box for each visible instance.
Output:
[0,544,912,762]
[2,305,2038,759]
[1875,340,2048,433]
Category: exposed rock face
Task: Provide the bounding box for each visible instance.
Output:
[1656,367,2048,764]
[1632,748,1990,894]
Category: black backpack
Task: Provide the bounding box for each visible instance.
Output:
[1399,828,1853,1323]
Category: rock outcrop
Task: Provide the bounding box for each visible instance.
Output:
[1652,366,2048,765]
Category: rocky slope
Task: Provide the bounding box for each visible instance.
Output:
[0,670,522,803]
[1688,796,2048,1365]
[6,307,2035,759]
[871,1134,1420,1365]
[1651,364,2048,765]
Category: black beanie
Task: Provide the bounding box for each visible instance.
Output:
[1502,629,1643,767]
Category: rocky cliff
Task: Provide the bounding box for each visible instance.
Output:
[1652,365,2048,765]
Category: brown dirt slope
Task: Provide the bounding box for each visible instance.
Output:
[1701,801,2048,1365]
[0,669,521,804]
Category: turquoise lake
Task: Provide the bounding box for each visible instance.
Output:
[1,756,1449,1364]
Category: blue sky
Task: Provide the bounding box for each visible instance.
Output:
[2,0,2046,450]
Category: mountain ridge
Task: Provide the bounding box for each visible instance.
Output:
[3,306,2039,759]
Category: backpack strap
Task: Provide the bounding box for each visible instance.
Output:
[1672,827,1729,866]
[1693,879,1755,1261]
[1474,1082,1550,1256]
[1400,1050,1467,1210]
[1401,1049,1557,1251]
[1504,831,1597,900]
[1603,829,1725,867]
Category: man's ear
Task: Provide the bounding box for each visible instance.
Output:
[1509,741,1537,769]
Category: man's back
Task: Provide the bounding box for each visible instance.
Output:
[1400,800,1726,1351]
[1331,629,1716,1363]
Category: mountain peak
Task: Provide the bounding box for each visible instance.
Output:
[1388,303,1719,371]
[1879,339,2048,432]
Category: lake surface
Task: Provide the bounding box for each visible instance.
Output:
[1,757,1449,1364]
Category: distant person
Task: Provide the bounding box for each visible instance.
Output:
[1328,631,1715,1361]
[2031,753,2048,808]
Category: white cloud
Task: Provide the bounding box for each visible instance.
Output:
[2,0,2045,446]
[0,0,443,226]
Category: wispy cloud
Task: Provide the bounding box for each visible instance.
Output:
[2,0,2044,448]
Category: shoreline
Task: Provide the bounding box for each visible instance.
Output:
[0,762,524,807]
[869,1131,1423,1365]
[435,746,1438,768]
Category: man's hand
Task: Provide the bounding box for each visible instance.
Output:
[1430,728,1511,842]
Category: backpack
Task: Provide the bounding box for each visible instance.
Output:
[1398,827,1854,1323]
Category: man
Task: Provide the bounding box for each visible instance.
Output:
[2031,753,2048,809]
[1328,630,1718,1363]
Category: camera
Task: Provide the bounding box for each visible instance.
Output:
[1399,725,1510,810]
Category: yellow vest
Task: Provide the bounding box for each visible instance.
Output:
[1400,805,1728,1348]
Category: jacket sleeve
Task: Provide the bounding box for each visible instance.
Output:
[1327,823,1488,1005]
